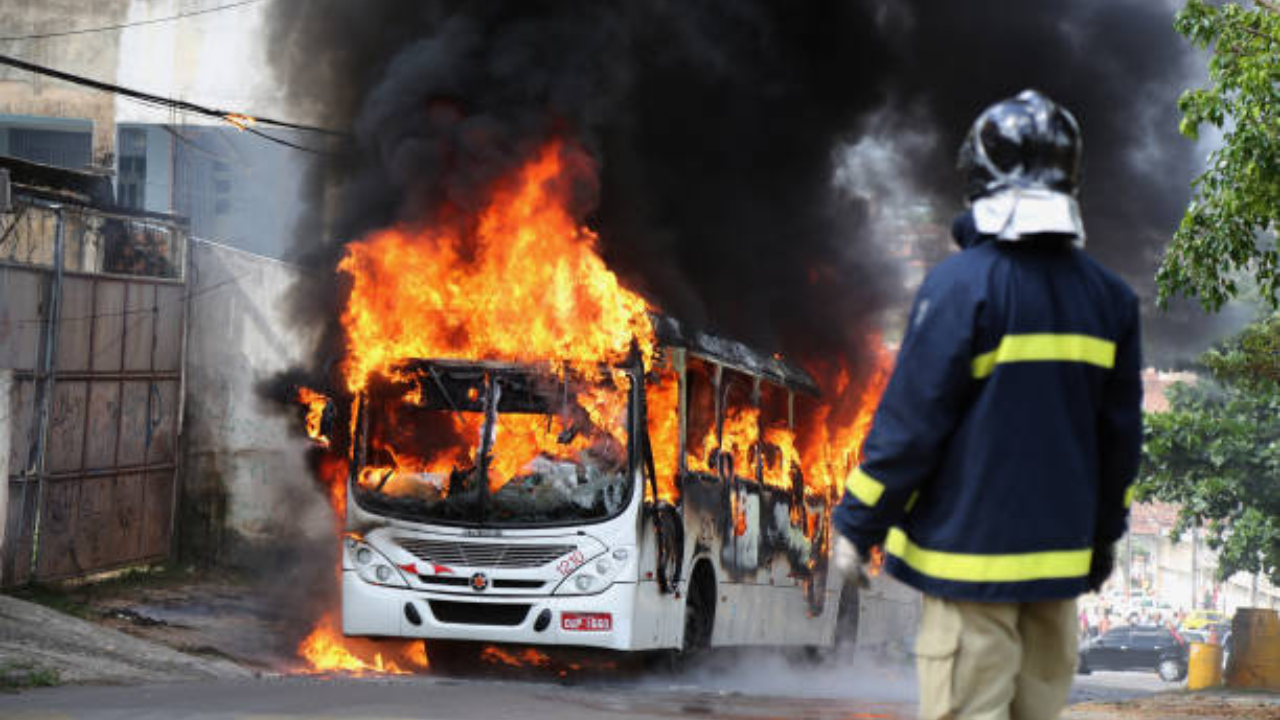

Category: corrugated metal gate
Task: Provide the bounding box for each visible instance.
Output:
[1,198,186,584]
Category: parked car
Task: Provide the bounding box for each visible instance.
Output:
[1180,609,1228,631]
[1179,629,1209,645]
[1077,625,1188,681]
[1178,622,1233,672]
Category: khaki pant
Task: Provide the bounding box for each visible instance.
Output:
[915,595,1078,720]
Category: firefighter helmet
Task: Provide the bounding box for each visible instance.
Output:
[957,89,1082,201]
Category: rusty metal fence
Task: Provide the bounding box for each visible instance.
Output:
[1,197,187,584]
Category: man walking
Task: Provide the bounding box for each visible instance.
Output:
[834,89,1143,720]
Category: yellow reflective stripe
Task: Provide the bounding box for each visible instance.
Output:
[885,527,1092,583]
[1123,485,1136,508]
[901,486,921,509]
[845,467,885,507]
[971,333,1116,379]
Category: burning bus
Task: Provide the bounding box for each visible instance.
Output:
[292,142,886,670]
[336,316,857,662]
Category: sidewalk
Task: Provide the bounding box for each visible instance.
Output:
[1066,689,1280,719]
[0,592,251,688]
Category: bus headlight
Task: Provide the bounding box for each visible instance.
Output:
[554,546,635,595]
[344,538,409,588]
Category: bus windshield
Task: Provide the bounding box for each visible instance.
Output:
[352,361,635,527]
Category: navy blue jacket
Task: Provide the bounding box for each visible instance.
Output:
[834,213,1143,602]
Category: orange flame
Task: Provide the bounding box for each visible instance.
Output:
[223,112,257,131]
[639,339,894,507]
[338,141,654,394]
[316,454,349,522]
[480,646,551,668]
[297,386,331,447]
[797,341,894,501]
[298,613,427,675]
[867,545,886,577]
[644,371,682,503]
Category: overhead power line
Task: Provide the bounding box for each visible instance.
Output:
[0,53,346,154]
[0,0,268,42]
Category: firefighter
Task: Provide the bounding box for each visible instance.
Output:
[834,89,1142,720]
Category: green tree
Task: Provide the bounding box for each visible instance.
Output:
[1157,0,1280,311]
[1139,315,1280,584]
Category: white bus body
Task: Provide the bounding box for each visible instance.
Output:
[341,322,852,654]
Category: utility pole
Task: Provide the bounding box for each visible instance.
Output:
[1125,530,1133,601]
[1191,526,1198,610]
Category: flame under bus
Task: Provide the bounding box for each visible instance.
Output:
[341,316,853,654]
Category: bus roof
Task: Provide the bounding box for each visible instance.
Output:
[389,315,822,398]
[651,314,820,396]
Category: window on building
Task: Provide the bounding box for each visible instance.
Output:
[116,127,148,210]
[8,128,92,169]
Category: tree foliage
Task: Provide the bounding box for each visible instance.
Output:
[1157,0,1280,311]
[1139,315,1280,584]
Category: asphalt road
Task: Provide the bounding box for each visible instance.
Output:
[2,674,914,720]
[0,656,1174,720]
[1070,669,1178,704]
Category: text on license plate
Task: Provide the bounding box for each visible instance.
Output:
[561,612,612,632]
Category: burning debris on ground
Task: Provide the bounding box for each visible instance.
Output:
[298,612,428,675]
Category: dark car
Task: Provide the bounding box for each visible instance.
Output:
[1077,625,1188,681]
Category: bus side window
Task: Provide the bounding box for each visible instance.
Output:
[644,366,681,501]
[759,382,796,489]
[718,369,760,482]
[684,357,718,475]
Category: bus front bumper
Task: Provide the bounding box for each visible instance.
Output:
[342,570,643,651]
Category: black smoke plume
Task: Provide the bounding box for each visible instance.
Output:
[266,0,1216,371]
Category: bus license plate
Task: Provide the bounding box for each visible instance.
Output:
[561,612,612,632]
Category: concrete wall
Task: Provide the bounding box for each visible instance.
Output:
[0,370,9,582]
[0,0,130,166]
[115,0,292,127]
[180,239,329,563]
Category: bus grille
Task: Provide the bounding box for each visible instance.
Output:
[428,600,531,626]
[395,538,576,569]
[417,575,545,590]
